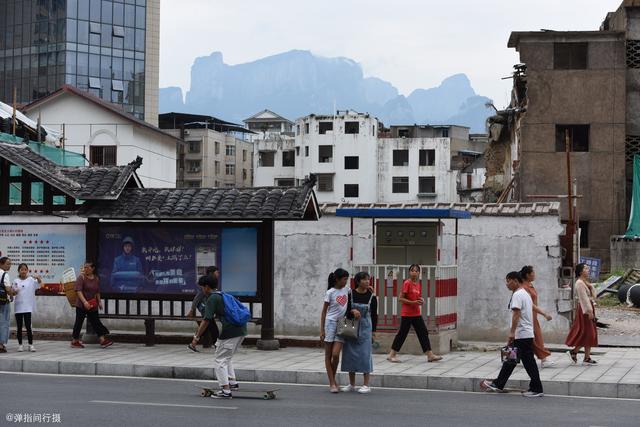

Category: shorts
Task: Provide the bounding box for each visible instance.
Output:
[324,318,344,343]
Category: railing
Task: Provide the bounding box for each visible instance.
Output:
[353,264,458,333]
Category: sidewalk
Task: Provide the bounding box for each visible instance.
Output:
[1,340,639,399]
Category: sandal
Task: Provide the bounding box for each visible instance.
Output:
[583,358,598,365]
[428,355,443,363]
[386,356,402,363]
[566,350,577,364]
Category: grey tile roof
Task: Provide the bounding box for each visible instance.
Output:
[320,202,560,217]
[80,177,319,220]
[0,141,142,200]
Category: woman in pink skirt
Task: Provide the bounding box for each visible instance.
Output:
[565,263,598,365]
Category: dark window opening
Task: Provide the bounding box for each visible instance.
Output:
[276,178,295,187]
[555,125,590,152]
[579,220,589,248]
[305,146,309,157]
[344,184,359,198]
[344,156,359,169]
[317,174,334,192]
[441,128,449,137]
[319,145,333,163]
[319,121,333,135]
[259,151,275,167]
[188,141,200,153]
[393,149,409,166]
[304,123,309,134]
[282,150,295,167]
[345,121,359,134]
[419,176,436,193]
[554,42,588,70]
[392,176,409,193]
[90,146,117,166]
[398,129,410,138]
[419,149,436,166]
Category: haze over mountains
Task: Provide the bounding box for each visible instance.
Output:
[160,50,493,132]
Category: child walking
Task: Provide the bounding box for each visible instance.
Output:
[387,264,442,363]
[320,268,352,393]
[12,263,42,352]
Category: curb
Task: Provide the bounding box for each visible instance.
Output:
[2,359,638,399]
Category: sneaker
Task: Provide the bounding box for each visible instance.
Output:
[187,343,199,352]
[358,385,371,394]
[340,384,355,392]
[329,386,339,393]
[100,339,113,348]
[229,382,239,390]
[481,380,506,393]
[70,340,85,348]
[212,390,233,399]
[522,391,544,398]
[17,345,23,352]
[540,358,555,368]
[583,358,598,365]
[28,345,36,352]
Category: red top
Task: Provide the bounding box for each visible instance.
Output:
[75,275,100,309]
[400,279,422,317]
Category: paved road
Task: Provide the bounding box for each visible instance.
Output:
[0,372,637,427]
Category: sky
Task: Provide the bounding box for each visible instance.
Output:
[160,0,623,109]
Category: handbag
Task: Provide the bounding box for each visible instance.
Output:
[0,273,8,305]
[500,345,520,364]
[87,298,99,311]
[336,291,374,340]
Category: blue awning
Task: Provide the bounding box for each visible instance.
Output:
[335,208,471,219]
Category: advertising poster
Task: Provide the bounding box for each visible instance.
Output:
[98,225,258,297]
[0,224,86,295]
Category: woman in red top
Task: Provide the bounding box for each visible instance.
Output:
[387,264,442,363]
[520,265,554,368]
[71,262,113,348]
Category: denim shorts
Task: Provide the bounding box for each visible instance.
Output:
[324,318,344,343]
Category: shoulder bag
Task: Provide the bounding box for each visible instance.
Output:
[0,273,9,305]
[337,291,374,340]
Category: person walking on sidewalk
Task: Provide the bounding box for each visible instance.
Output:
[320,268,351,393]
[187,266,220,350]
[482,271,544,398]
[190,274,246,398]
[0,257,16,353]
[387,264,442,363]
[71,262,113,349]
[12,263,42,352]
[520,265,555,368]
[340,271,378,394]
[565,263,598,365]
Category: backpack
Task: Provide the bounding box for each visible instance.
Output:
[0,273,9,305]
[217,292,251,326]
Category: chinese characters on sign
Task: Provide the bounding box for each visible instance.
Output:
[579,256,601,281]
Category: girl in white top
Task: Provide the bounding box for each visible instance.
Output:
[12,263,42,352]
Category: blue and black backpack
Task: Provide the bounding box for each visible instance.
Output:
[216,291,251,326]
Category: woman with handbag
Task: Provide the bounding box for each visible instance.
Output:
[71,262,113,349]
[340,271,378,394]
[387,264,442,363]
[519,265,555,368]
[320,268,354,393]
[565,263,598,365]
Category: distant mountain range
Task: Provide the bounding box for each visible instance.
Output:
[160,50,493,133]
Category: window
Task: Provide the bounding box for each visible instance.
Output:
[90,146,117,166]
[555,125,590,152]
[243,150,247,162]
[242,169,247,181]
[112,80,124,91]
[393,149,409,166]
[419,177,436,194]
[225,145,235,156]
[319,145,333,163]
[90,22,101,34]
[441,128,449,137]
[554,43,588,70]
[282,150,295,167]
[319,121,333,134]
[305,146,309,157]
[215,161,220,174]
[579,221,589,248]
[344,156,359,169]
[317,174,334,192]
[113,26,125,38]
[88,77,101,89]
[215,141,220,155]
[186,180,201,188]
[344,184,359,198]
[305,123,309,134]
[398,129,410,138]
[214,180,220,187]
[392,176,409,193]
[276,178,295,186]
[259,151,275,167]
[345,121,359,134]
[419,149,435,166]
[225,164,235,175]
[295,147,300,156]
[187,160,201,173]
[188,141,201,153]
[296,125,300,136]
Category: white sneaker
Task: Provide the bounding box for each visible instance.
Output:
[540,358,555,368]
[340,384,355,392]
[17,345,23,352]
[358,385,371,394]
[29,345,36,352]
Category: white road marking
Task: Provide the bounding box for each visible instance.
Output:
[89,400,237,410]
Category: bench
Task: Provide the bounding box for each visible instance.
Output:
[100,297,261,346]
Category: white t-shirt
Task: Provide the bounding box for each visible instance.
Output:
[324,287,350,321]
[12,277,40,314]
[510,288,534,339]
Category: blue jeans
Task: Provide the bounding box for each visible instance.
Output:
[0,303,10,345]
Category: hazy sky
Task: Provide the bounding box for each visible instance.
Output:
[160,0,622,109]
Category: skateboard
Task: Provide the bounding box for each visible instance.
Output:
[196,385,280,400]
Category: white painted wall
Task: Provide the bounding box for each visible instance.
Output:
[24,93,177,188]
[253,138,296,186]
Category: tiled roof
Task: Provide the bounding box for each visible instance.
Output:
[320,202,560,217]
[0,140,142,200]
[80,177,320,220]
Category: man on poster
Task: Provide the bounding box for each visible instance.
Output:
[110,237,146,293]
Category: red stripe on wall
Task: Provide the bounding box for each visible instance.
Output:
[435,278,457,297]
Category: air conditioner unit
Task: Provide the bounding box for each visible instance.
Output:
[184,130,191,135]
